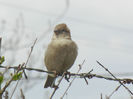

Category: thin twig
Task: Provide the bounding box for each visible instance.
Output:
[10,80,20,99]
[25,38,37,67]
[108,84,121,98]
[23,38,37,79]
[2,66,11,77]
[5,91,8,99]
[101,93,103,99]
[54,0,70,24]
[20,89,25,99]
[10,39,37,99]
[50,73,65,99]
[0,64,24,98]
[60,60,85,99]
[105,95,110,99]
[96,61,133,95]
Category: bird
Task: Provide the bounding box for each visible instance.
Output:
[44,23,78,88]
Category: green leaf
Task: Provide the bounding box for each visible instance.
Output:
[0,75,4,84]
[12,72,22,81]
[0,56,5,64]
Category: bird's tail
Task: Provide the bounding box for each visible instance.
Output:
[44,75,56,88]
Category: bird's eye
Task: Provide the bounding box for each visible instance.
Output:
[54,30,62,35]
[62,29,65,32]
[62,29,68,33]
[54,29,68,35]
[54,30,58,33]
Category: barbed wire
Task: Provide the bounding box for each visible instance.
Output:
[0,64,133,84]
[1,61,133,99]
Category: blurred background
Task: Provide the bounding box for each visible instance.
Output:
[0,0,133,99]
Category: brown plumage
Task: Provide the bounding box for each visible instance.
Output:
[44,23,78,88]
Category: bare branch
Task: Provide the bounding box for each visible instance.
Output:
[50,73,65,99]
[0,64,24,98]
[100,93,103,99]
[10,39,37,98]
[5,91,8,99]
[60,60,85,99]
[23,38,37,79]
[96,61,133,95]
[10,80,20,99]
[108,85,121,98]
[25,38,37,67]
[20,89,25,99]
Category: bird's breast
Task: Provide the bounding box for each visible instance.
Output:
[44,38,78,73]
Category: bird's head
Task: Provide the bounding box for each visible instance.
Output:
[53,23,71,39]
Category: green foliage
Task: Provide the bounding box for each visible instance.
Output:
[0,74,3,85]
[12,72,22,81]
[0,56,5,64]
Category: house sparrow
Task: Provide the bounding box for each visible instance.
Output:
[44,23,78,88]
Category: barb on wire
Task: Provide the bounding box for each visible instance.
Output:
[96,61,133,96]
